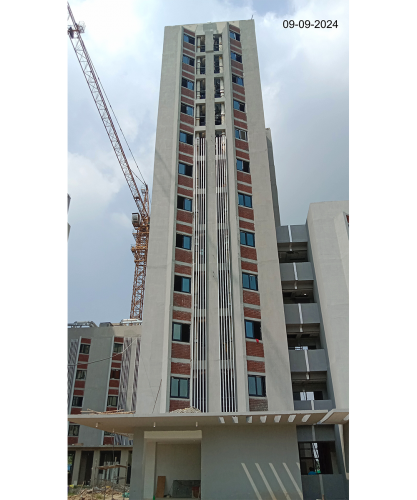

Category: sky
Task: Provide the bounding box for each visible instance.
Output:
[68,0,349,325]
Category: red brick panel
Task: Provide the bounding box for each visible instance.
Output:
[78,354,89,362]
[247,360,266,373]
[111,361,121,368]
[241,245,257,260]
[236,139,249,151]
[177,210,193,224]
[235,119,247,130]
[230,43,242,54]
[178,174,193,188]
[243,290,260,306]
[175,264,192,276]
[114,337,124,343]
[81,338,92,344]
[173,310,192,322]
[108,388,119,395]
[233,92,245,102]
[173,293,192,309]
[113,353,123,362]
[169,399,190,411]
[74,381,85,389]
[182,70,195,81]
[231,59,244,72]
[178,152,194,164]
[175,248,192,264]
[237,182,252,194]
[233,109,247,122]
[109,379,120,388]
[68,437,78,445]
[239,220,255,232]
[230,37,242,47]
[246,341,265,357]
[176,223,193,235]
[182,62,195,74]
[179,142,194,156]
[172,342,191,359]
[177,186,193,197]
[181,87,194,99]
[184,27,195,36]
[242,262,258,274]
[230,25,240,33]
[233,83,245,95]
[103,437,114,445]
[73,389,84,396]
[231,65,244,78]
[77,363,88,370]
[181,95,194,107]
[249,398,269,411]
[244,307,261,319]
[180,112,194,125]
[236,150,250,161]
[171,362,191,375]
[179,122,194,135]
[237,171,252,184]
[238,206,254,221]
[183,46,195,57]
[70,408,82,415]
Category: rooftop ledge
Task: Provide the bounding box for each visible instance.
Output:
[68,409,349,435]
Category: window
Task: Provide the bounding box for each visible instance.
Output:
[179,131,193,145]
[293,390,323,401]
[174,275,191,293]
[177,195,192,212]
[72,396,83,407]
[75,370,87,380]
[178,162,193,177]
[238,193,252,208]
[231,51,242,63]
[213,34,221,51]
[245,320,261,340]
[113,343,123,354]
[180,103,194,116]
[248,375,266,397]
[235,128,248,141]
[299,442,336,475]
[288,338,318,350]
[236,159,250,173]
[182,55,195,66]
[232,74,244,86]
[176,234,192,250]
[181,78,194,91]
[215,103,223,125]
[104,431,114,436]
[107,395,118,407]
[172,323,191,343]
[240,231,255,247]
[230,30,241,41]
[214,55,222,74]
[183,34,195,45]
[110,369,121,379]
[170,377,190,398]
[214,78,224,98]
[68,424,80,437]
[233,100,245,112]
[242,272,258,291]
[79,344,90,354]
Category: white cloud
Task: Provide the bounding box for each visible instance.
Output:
[110,212,131,229]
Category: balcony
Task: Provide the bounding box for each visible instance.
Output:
[288,349,327,372]
[284,303,320,325]
[301,474,346,500]
[293,399,333,411]
[277,224,308,244]
[280,262,313,282]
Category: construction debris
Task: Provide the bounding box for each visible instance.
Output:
[81,408,135,415]
[170,406,202,414]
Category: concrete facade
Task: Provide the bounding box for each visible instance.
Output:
[68,19,349,500]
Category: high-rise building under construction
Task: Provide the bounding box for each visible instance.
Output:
[70,19,349,500]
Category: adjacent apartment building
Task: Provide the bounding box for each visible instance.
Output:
[69,20,349,500]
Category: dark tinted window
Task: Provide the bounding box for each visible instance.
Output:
[68,424,79,437]
[170,377,190,398]
[75,370,86,380]
[231,52,242,63]
[242,273,258,291]
[230,31,241,41]
[177,196,192,212]
[181,78,194,91]
[238,193,252,208]
[236,159,250,173]
[72,396,83,407]
[183,34,195,45]
[248,375,266,396]
[245,320,262,340]
[110,369,121,379]
[174,275,191,293]
[235,128,247,140]
[113,343,123,354]
[172,323,191,342]
[179,132,193,145]
[182,55,195,66]
[233,100,245,112]
[176,234,192,250]
[240,231,255,247]
[180,103,194,116]
[178,162,193,176]
[232,74,244,86]
[107,395,118,407]
[79,344,90,354]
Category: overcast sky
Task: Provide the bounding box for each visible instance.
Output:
[68,0,348,325]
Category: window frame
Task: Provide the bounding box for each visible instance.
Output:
[231,51,242,63]
[238,193,253,208]
[72,395,83,407]
[176,234,192,250]
[179,131,193,146]
[235,128,248,141]
[232,74,244,86]
[181,77,194,91]
[110,369,121,380]
[172,322,191,343]
[183,34,195,45]
[180,103,194,116]
[242,272,258,291]
[174,275,192,294]
[68,424,80,437]
[240,231,255,247]
[79,344,90,354]
[113,343,124,354]
[75,369,87,380]
[245,320,262,340]
[182,55,195,67]
[229,31,241,41]
[248,375,266,397]
[107,395,118,407]
[170,376,190,399]
[233,99,245,112]
[236,159,250,173]
[177,195,193,212]
[178,162,193,177]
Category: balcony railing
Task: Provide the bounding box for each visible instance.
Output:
[197,67,206,75]
[215,113,225,125]
[196,90,206,99]
[214,64,223,74]
[196,116,206,126]
[198,45,205,52]
[214,89,225,98]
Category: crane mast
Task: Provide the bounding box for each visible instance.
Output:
[67,3,150,320]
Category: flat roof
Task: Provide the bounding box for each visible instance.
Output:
[69,409,349,434]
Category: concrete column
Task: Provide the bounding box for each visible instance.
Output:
[92,449,101,487]
[120,449,130,485]
[130,429,145,500]
[71,449,82,485]
[143,441,156,500]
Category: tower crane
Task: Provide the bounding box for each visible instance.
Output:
[67,2,150,320]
